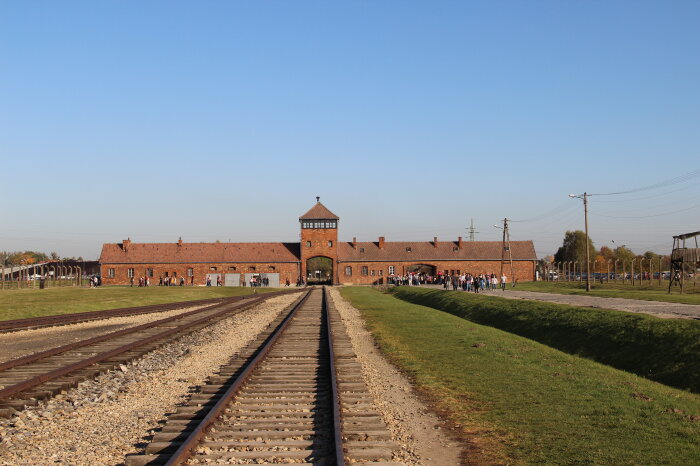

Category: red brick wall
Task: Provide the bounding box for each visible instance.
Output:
[300,227,338,283]
[337,260,536,285]
[100,262,300,286]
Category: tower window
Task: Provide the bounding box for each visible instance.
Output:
[327,241,333,247]
[306,241,312,247]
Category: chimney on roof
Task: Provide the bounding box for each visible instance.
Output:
[123,238,131,252]
[378,236,385,249]
[177,237,183,246]
[433,236,438,248]
[352,237,357,249]
[458,236,463,249]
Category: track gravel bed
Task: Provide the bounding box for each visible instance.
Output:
[0,304,209,362]
[129,287,400,465]
[0,293,299,466]
[328,288,463,466]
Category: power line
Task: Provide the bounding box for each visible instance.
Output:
[591,203,700,219]
[589,168,700,196]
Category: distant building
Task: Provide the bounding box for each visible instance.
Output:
[99,200,537,285]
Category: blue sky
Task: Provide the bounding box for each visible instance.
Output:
[1,1,699,259]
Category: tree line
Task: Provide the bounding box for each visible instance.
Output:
[548,231,670,270]
[1,251,84,266]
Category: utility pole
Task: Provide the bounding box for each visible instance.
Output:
[569,192,592,292]
[467,218,479,241]
[495,218,515,285]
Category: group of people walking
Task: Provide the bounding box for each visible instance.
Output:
[389,271,510,292]
[442,273,508,292]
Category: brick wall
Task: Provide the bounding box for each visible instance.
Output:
[100,262,300,286]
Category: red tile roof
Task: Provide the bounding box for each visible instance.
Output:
[99,242,301,264]
[337,240,537,261]
[299,202,339,220]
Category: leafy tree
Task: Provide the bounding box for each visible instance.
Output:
[50,251,60,260]
[554,231,596,264]
[599,246,614,262]
[613,246,635,263]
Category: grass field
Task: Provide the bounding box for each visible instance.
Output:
[0,286,285,321]
[392,287,700,393]
[340,287,700,464]
[517,280,700,305]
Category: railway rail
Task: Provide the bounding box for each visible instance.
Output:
[0,294,270,333]
[127,287,400,466]
[0,289,301,418]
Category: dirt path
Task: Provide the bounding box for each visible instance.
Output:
[497,289,700,319]
[328,288,463,465]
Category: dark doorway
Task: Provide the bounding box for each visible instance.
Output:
[307,256,333,285]
[406,264,436,276]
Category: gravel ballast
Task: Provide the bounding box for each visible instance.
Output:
[0,293,299,466]
[328,288,463,465]
[0,304,212,362]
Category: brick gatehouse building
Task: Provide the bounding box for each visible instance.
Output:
[99,200,537,286]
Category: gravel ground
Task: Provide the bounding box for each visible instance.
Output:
[328,288,463,466]
[0,293,299,466]
[0,304,211,362]
[497,288,700,319]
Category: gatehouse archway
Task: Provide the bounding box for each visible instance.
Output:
[306,256,333,285]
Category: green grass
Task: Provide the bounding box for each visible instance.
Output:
[517,280,700,305]
[391,287,700,393]
[340,287,700,465]
[0,286,284,321]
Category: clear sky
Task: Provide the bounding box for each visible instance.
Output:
[1,1,699,260]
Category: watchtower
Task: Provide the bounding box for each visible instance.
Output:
[299,197,339,285]
[668,230,700,294]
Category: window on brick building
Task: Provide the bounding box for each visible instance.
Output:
[370,270,375,276]
[388,266,395,275]
[269,266,276,271]
[327,241,333,247]
[249,266,256,271]
[108,268,115,278]
[379,270,383,276]
[127,268,134,278]
[406,247,412,252]
[359,247,365,253]
[306,241,312,247]
[229,266,236,271]
[210,266,217,271]
[147,268,153,277]
[345,266,352,276]
[361,266,368,276]
[187,268,194,277]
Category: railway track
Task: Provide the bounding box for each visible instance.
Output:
[127,287,400,466]
[0,289,301,418]
[0,294,271,333]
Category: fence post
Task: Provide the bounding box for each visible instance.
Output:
[631,259,635,286]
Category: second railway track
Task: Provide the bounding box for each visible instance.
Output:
[0,289,301,418]
[128,287,400,466]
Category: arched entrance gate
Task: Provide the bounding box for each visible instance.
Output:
[306,256,333,285]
